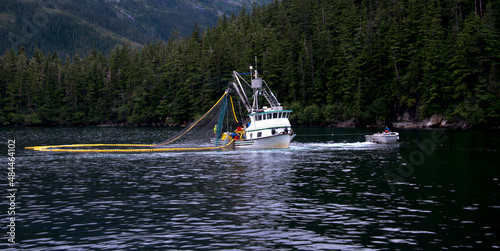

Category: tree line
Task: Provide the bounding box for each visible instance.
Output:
[1,0,499,127]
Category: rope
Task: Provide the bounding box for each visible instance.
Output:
[230,96,239,124]
[26,144,156,151]
[26,140,235,153]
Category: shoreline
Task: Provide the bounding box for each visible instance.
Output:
[3,121,499,129]
[308,115,499,129]
[2,114,498,129]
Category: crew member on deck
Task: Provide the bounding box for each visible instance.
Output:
[231,133,239,140]
[385,126,390,133]
[235,123,243,139]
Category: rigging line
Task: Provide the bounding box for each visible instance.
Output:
[230,96,239,124]
[155,92,228,146]
[226,95,229,136]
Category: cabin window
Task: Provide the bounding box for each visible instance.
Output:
[257,115,262,121]
[257,132,262,138]
[267,114,272,119]
[285,112,289,118]
[273,113,278,119]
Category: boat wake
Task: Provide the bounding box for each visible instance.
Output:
[291,141,399,151]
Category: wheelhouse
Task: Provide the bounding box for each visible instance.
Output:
[252,110,292,122]
[245,110,293,140]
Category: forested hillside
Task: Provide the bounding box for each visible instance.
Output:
[0,0,272,56]
[1,0,499,127]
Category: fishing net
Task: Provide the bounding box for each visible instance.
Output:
[26,91,242,153]
[155,92,241,148]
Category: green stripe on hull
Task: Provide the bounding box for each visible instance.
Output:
[236,141,254,145]
[248,110,293,116]
[246,126,290,133]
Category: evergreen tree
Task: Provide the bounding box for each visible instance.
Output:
[1,0,499,127]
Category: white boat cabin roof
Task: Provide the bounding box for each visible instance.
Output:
[248,109,293,120]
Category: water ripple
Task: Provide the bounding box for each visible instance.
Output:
[1,127,499,250]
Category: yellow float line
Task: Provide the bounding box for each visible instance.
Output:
[26,140,235,153]
[26,144,155,149]
[26,144,155,152]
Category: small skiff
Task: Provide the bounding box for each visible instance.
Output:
[365,132,399,144]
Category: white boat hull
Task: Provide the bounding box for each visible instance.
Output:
[212,134,294,149]
[365,132,399,144]
[236,133,294,149]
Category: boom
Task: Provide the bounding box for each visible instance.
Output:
[231,70,282,113]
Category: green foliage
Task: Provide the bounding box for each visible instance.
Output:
[301,104,322,125]
[0,0,499,127]
[24,113,41,125]
[453,101,488,126]
[289,102,322,125]
[323,102,353,123]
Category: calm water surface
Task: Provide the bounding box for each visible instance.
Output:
[1,127,499,250]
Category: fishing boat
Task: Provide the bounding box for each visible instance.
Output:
[365,132,399,144]
[212,67,295,149]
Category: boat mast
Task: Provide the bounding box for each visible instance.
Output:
[230,60,281,114]
[250,65,263,113]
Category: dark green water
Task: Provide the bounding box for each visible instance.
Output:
[1,127,499,250]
